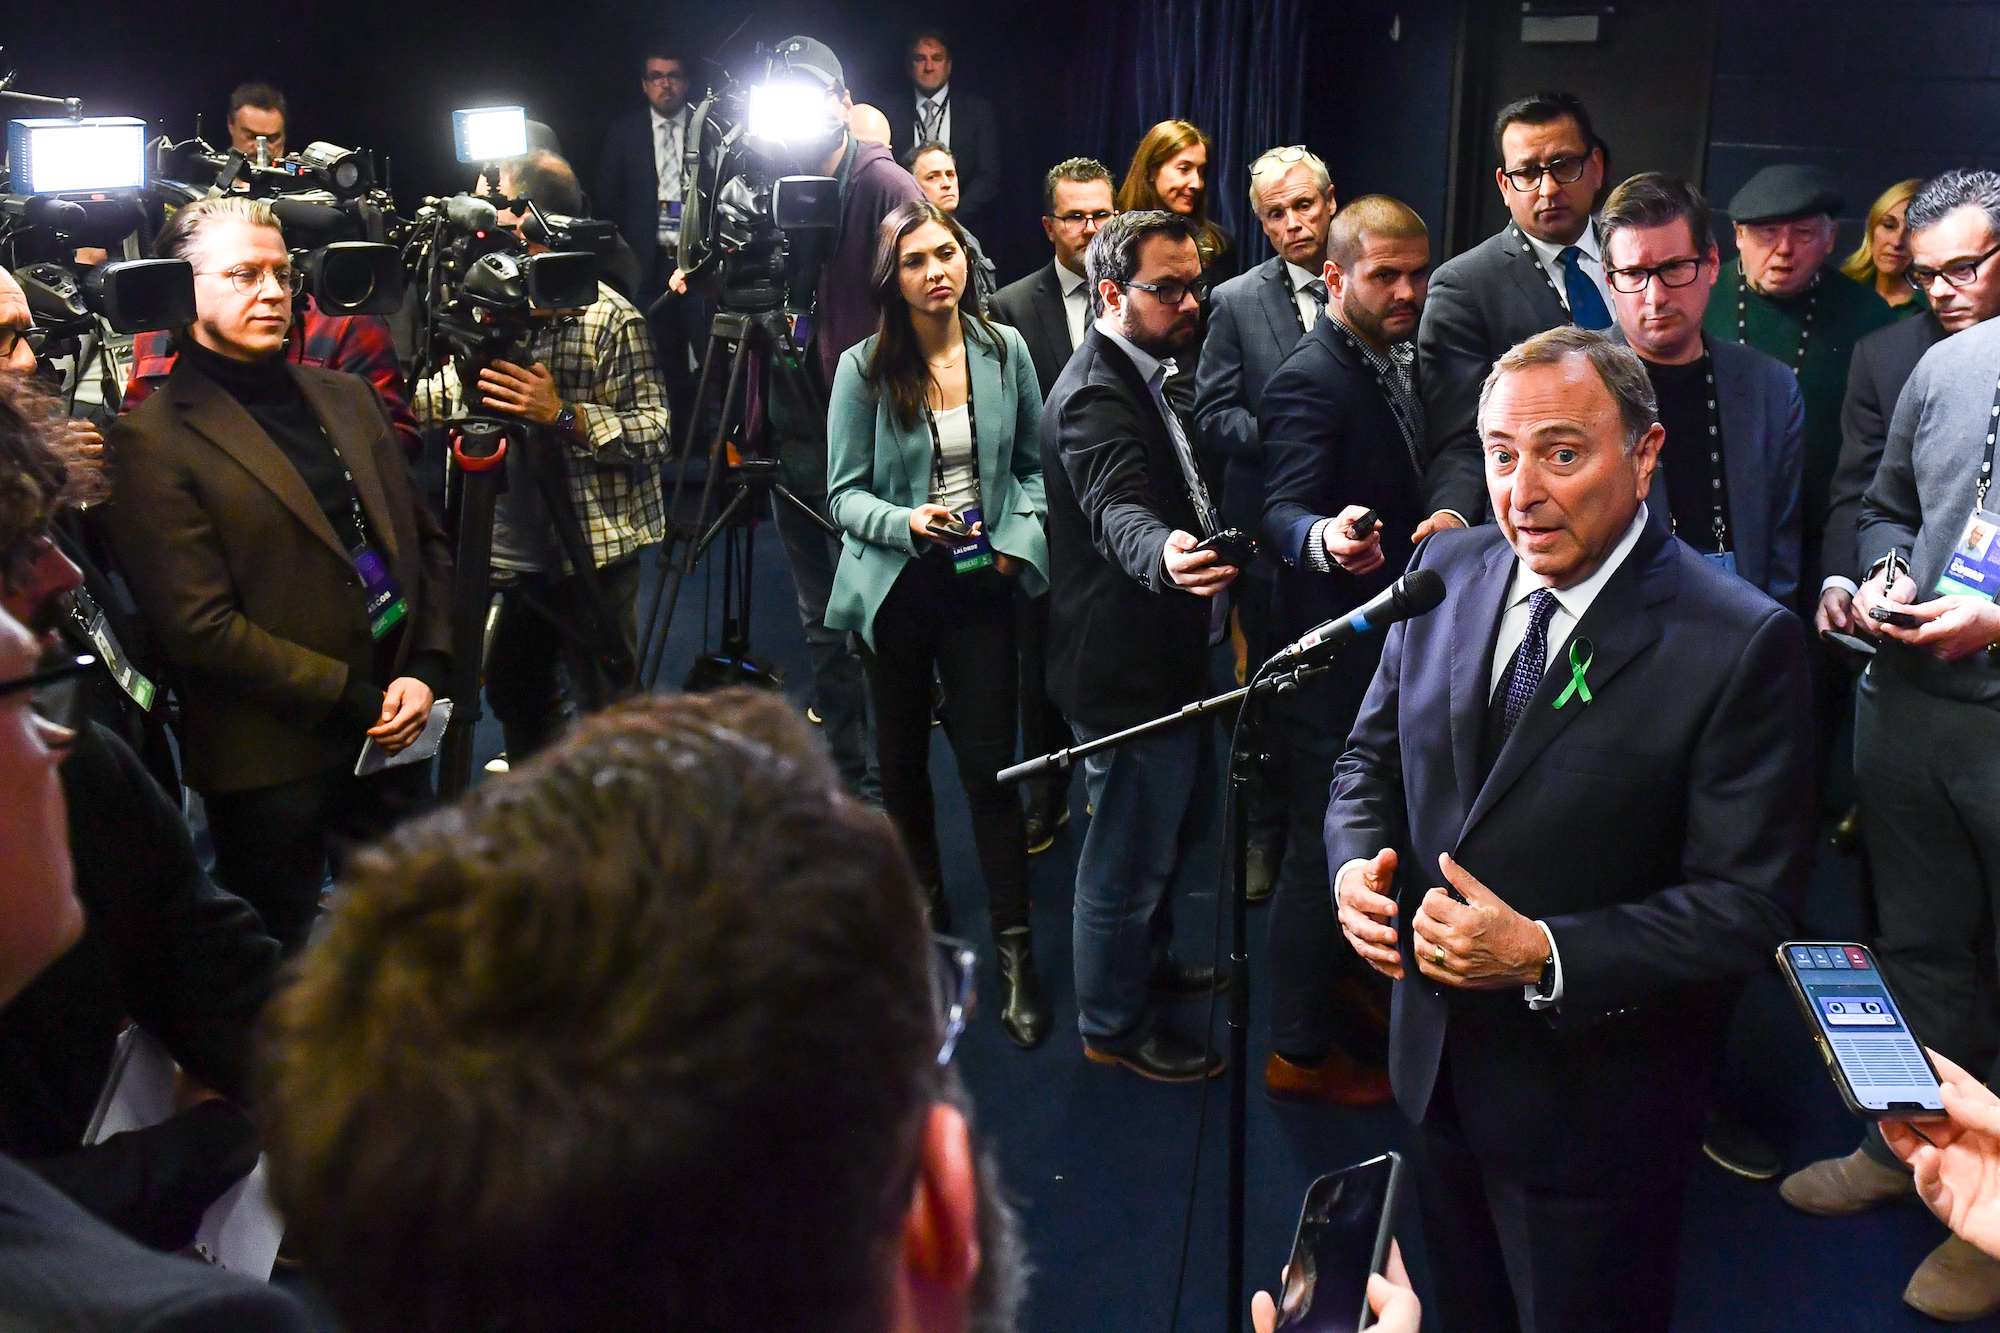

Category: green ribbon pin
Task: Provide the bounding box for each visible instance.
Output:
[1553,637,1594,710]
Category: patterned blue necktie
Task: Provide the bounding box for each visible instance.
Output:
[1501,589,1561,741]
[1559,245,1613,330]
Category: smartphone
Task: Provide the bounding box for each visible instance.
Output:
[1190,527,1257,568]
[1778,942,1946,1120]
[1820,628,1878,656]
[1347,509,1381,539]
[1868,606,1923,629]
[1273,1153,1404,1333]
[928,514,972,539]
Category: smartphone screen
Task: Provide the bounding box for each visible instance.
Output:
[1782,942,1945,1117]
[1274,1153,1401,1333]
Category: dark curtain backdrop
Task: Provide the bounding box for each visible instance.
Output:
[1068,0,1309,270]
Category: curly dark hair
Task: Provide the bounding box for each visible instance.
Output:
[0,371,103,587]
[258,689,944,1333]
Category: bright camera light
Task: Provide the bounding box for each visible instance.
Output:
[452,106,528,164]
[747,80,833,150]
[8,118,147,194]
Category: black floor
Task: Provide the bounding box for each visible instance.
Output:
[464,521,1993,1333]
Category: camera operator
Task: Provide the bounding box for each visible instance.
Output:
[414,149,670,764]
[104,197,453,955]
[0,369,284,1252]
[226,82,288,163]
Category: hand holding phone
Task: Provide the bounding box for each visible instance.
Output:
[1347,509,1381,539]
[1868,605,1924,630]
[1779,941,1945,1121]
[1189,527,1257,569]
[929,515,973,539]
[1272,1153,1405,1332]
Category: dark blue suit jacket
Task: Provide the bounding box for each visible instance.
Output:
[596,107,670,295]
[1194,256,1314,545]
[1325,519,1814,1188]
[1637,336,1805,606]
[1258,319,1429,723]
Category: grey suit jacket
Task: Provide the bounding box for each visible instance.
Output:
[1636,337,1805,607]
[1823,311,1948,585]
[990,261,1076,400]
[1418,223,1574,524]
[1193,255,1313,540]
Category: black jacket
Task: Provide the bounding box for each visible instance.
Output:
[1042,328,1218,732]
[596,106,675,296]
[1196,256,1317,550]
[1823,311,1949,584]
[0,1152,309,1332]
[888,88,1002,220]
[990,261,1076,399]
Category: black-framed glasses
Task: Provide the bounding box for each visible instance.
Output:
[0,650,96,749]
[1500,155,1590,191]
[0,324,48,359]
[196,265,304,297]
[1605,257,1706,294]
[1051,208,1114,229]
[932,934,976,1065]
[643,70,685,86]
[1909,240,2000,291]
[1123,277,1210,307]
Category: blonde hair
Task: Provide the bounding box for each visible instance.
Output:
[1841,178,1922,284]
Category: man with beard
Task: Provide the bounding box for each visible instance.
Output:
[1043,211,1237,1081]
[258,689,1026,1333]
[1258,196,1431,1109]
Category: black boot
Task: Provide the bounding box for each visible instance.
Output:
[995,927,1051,1048]
[925,882,952,933]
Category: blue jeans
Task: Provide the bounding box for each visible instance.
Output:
[1070,718,1216,1042]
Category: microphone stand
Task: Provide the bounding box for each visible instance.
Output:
[997,649,1340,1333]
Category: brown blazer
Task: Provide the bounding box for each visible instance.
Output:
[105,360,453,794]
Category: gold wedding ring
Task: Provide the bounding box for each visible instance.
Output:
[1433,946,1446,966]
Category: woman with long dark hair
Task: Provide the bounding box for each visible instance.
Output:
[826,199,1052,1047]
[1120,119,1235,279]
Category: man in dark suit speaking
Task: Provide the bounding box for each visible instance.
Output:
[1330,327,1815,1332]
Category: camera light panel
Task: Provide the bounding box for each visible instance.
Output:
[8,118,148,195]
[746,80,833,151]
[452,106,528,164]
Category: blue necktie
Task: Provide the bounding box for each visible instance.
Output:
[1559,245,1612,330]
[1500,589,1560,741]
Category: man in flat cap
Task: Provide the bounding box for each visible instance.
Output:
[1705,164,1896,777]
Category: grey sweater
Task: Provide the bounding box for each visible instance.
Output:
[1858,314,2000,703]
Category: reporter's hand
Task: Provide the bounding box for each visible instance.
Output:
[1251,1240,1419,1333]
[1872,594,2000,661]
[910,503,957,545]
[1163,529,1239,596]
[1852,566,1918,637]
[368,677,434,754]
[1324,504,1385,576]
[1336,848,1403,980]
[477,360,564,426]
[994,552,1019,577]
[1884,1050,2000,1262]
[1411,509,1467,544]
[1816,587,1854,636]
[60,418,104,462]
[668,267,689,295]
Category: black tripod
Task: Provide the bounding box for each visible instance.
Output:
[638,306,836,691]
[996,650,1336,1333]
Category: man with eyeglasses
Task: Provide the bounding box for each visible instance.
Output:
[1043,211,1236,1082]
[1419,91,1612,534]
[105,196,453,956]
[257,688,1025,1333]
[1778,170,2000,1322]
[991,156,1115,853]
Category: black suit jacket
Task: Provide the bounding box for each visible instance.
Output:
[596,106,674,295]
[0,1152,309,1332]
[1823,311,1949,584]
[1195,256,1315,545]
[889,89,1001,219]
[1417,223,1576,524]
[990,261,1076,399]
[1326,520,1814,1189]
[1043,328,1217,732]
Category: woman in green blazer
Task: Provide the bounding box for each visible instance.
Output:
[826,199,1052,1047]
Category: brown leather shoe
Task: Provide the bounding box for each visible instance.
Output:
[1906,1236,2000,1322]
[1264,1049,1394,1108]
[1779,1147,1914,1216]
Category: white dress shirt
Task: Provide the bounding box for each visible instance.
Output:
[1284,260,1325,334]
[1521,220,1612,317]
[651,107,689,201]
[1336,503,1650,1011]
[915,85,952,147]
[1057,260,1089,352]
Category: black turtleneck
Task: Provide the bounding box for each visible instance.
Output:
[1642,351,1735,557]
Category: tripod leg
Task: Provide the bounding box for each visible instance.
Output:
[769,481,839,538]
[640,316,728,649]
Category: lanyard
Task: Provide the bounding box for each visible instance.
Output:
[1981,371,2000,507]
[1277,265,1320,337]
[1658,354,1730,552]
[1737,271,1819,373]
[918,91,950,142]
[923,376,980,504]
[1512,222,1600,319]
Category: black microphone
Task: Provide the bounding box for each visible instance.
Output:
[1271,567,1446,664]
[442,193,500,233]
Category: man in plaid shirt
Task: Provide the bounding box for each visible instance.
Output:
[123,304,425,460]
[412,150,671,761]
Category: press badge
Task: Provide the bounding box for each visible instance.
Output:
[657,199,683,247]
[948,505,995,575]
[1936,507,2000,599]
[1704,550,1738,575]
[71,586,154,711]
[351,543,409,639]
